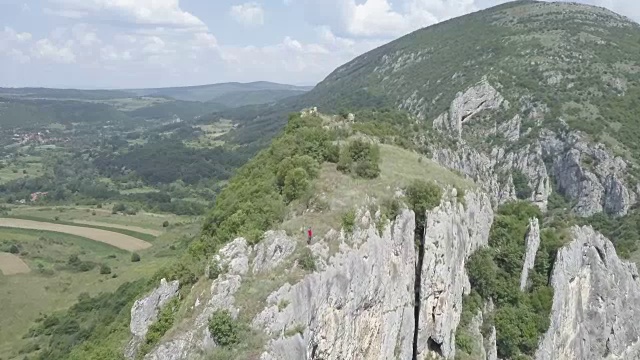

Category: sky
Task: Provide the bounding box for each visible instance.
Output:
[0,0,638,89]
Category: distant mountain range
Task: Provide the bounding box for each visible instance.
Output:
[0,81,314,105]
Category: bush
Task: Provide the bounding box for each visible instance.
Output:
[112,203,126,214]
[208,259,227,280]
[131,253,141,262]
[9,244,19,254]
[342,209,356,233]
[140,297,180,356]
[336,140,381,179]
[162,220,169,228]
[282,168,310,203]
[298,248,316,271]
[405,180,443,223]
[208,310,240,347]
[512,170,532,200]
[99,264,111,275]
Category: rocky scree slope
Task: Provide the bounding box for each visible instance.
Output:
[299,0,640,218]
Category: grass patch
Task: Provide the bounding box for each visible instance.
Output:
[0,223,196,359]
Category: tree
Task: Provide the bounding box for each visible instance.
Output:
[283,168,309,203]
[131,252,141,262]
[162,220,169,228]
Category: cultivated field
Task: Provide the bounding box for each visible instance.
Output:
[0,218,151,251]
[0,253,30,275]
[71,220,163,236]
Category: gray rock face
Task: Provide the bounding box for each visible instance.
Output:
[252,230,297,274]
[431,80,636,216]
[469,311,488,360]
[433,78,504,138]
[125,278,180,359]
[254,209,417,360]
[535,226,640,360]
[542,130,636,217]
[416,190,494,359]
[143,238,251,360]
[486,326,498,360]
[520,218,541,291]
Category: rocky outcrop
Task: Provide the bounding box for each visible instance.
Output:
[540,130,636,217]
[535,226,640,360]
[143,238,251,360]
[433,78,504,138]
[416,190,494,359]
[125,278,180,359]
[469,311,488,360]
[252,230,296,274]
[520,218,541,291]
[430,80,636,216]
[142,232,299,360]
[254,208,417,360]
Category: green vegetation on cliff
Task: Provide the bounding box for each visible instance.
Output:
[458,202,566,359]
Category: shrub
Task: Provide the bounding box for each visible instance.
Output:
[131,252,141,262]
[9,244,19,254]
[99,264,112,275]
[208,259,227,280]
[341,209,356,233]
[512,170,532,200]
[283,168,310,203]
[112,203,126,214]
[162,220,169,228]
[405,180,443,223]
[208,310,240,347]
[298,248,316,271]
[336,140,381,179]
[91,211,96,216]
[141,297,180,355]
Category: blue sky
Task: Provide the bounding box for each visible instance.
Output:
[0,0,638,89]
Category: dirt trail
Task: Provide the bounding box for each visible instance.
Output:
[0,253,30,275]
[0,218,152,251]
[71,220,163,236]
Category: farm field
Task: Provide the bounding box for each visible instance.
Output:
[0,219,200,360]
[0,253,30,275]
[8,205,196,230]
[0,218,151,251]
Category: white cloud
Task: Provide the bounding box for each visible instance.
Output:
[301,0,478,38]
[32,39,76,63]
[48,0,207,30]
[71,24,101,46]
[230,2,265,27]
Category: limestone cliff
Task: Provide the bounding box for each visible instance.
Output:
[415,190,494,359]
[535,226,640,360]
[430,78,637,217]
[254,208,416,360]
[132,190,494,360]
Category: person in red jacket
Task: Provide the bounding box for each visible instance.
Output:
[307,227,313,244]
